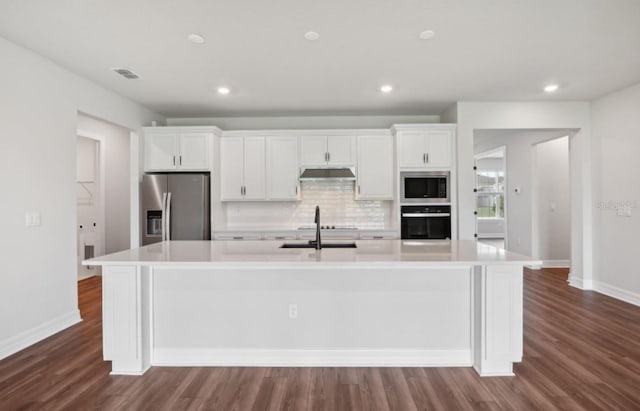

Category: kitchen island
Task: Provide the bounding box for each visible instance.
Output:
[85,240,539,377]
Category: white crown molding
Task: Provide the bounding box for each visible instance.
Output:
[391,123,457,135]
[143,125,223,136]
[221,128,392,138]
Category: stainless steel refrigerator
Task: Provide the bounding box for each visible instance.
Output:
[142,173,210,245]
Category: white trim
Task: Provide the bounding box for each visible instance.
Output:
[593,281,640,307]
[527,260,571,269]
[541,260,570,267]
[222,128,391,138]
[129,131,140,248]
[142,125,223,136]
[568,273,593,290]
[152,348,472,367]
[0,310,81,360]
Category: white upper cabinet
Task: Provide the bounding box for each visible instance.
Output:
[220,136,266,201]
[356,135,393,200]
[267,136,299,201]
[178,133,211,170]
[395,125,455,169]
[220,137,245,201]
[144,127,214,171]
[300,135,356,167]
[243,137,267,200]
[299,136,327,166]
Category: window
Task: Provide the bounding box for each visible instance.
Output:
[476,170,505,218]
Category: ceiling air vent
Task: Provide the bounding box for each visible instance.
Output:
[112,68,140,79]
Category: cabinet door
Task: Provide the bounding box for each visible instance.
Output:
[356,135,393,200]
[299,136,328,166]
[398,132,427,168]
[145,134,177,171]
[426,130,452,168]
[243,137,266,200]
[267,136,299,200]
[327,135,356,165]
[178,133,210,170]
[220,137,244,201]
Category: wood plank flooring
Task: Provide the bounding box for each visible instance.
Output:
[1,268,639,410]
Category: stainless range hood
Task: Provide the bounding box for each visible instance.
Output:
[299,167,356,181]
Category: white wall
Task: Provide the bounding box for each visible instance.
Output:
[533,137,571,262]
[166,115,440,129]
[456,102,592,288]
[0,36,163,359]
[591,82,640,304]
[77,114,131,254]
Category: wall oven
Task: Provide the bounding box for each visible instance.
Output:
[400,171,450,204]
[401,205,451,240]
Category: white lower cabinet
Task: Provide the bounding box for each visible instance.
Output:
[356,135,393,200]
[220,137,266,201]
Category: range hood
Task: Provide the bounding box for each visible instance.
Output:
[299,167,356,181]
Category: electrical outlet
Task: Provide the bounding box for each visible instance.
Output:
[617,206,632,217]
[288,303,298,319]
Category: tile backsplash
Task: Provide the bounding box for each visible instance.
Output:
[224,180,392,229]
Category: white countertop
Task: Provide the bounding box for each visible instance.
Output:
[84,240,540,267]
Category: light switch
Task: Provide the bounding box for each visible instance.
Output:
[25,212,41,227]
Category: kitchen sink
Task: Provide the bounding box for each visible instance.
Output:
[280,242,357,249]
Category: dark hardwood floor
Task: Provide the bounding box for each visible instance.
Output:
[1,268,640,410]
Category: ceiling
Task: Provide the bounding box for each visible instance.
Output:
[1,0,640,118]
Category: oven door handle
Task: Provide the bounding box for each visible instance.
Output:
[402,213,451,217]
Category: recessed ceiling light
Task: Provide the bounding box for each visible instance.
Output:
[380,85,393,93]
[544,84,559,93]
[187,33,205,44]
[304,31,320,41]
[217,86,230,95]
[419,30,436,40]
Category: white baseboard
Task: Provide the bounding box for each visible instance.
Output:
[527,260,571,270]
[0,310,82,360]
[593,281,640,307]
[541,260,570,268]
[153,348,472,367]
[568,273,593,290]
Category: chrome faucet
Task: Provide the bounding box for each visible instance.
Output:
[314,205,322,250]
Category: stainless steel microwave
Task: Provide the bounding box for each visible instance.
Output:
[400,171,450,204]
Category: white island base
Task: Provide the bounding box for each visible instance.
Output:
[87,240,540,377]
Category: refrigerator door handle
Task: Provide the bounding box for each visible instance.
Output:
[161,192,167,241]
[166,192,172,240]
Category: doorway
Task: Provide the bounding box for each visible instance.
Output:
[473,129,575,267]
[532,136,571,266]
[76,113,133,281]
[76,136,103,279]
